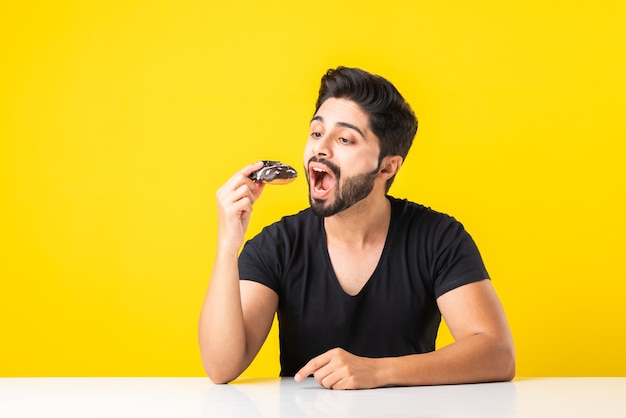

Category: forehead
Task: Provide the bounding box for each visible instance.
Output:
[313,98,370,127]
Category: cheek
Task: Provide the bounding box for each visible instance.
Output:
[356,149,381,172]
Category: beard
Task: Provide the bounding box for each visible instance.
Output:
[308,158,380,217]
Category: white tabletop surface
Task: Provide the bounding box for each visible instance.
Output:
[0,377,624,417]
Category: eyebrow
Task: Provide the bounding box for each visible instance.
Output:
[311,116,367,140]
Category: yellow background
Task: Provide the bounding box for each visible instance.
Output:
[1,1,625,377]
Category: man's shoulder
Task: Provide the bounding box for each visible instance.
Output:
[388,196,451,220]
[276,207,317,225]
[259,207,319,236]
[388,196,464,237]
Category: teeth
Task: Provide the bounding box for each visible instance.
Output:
[313,167,326,173]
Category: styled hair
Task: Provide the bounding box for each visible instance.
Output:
[315,66,418,189]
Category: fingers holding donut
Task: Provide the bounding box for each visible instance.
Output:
[215,161,266,252]
[215,160,297,252]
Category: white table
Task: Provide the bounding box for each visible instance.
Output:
[1,377,624,417]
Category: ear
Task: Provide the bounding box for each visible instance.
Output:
[379,155,403,180]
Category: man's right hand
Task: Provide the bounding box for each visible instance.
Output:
[215,161,266,255]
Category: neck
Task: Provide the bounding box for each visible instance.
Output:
[324,193,391,247]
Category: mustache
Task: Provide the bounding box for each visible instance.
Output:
[306,157,341,179]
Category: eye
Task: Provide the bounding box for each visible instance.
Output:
[310,131,323,139]
[338,137,354,145]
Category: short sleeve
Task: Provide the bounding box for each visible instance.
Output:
[431,218,490,299]
[238,225,283,294]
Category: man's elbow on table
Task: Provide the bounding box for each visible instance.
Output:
[204,365,239,385]
[491,338,517,383]
[503,350,517,382]
[201,355,241,385]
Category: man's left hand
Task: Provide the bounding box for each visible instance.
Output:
[294,348,383,390]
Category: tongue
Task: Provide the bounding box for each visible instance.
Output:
[321,173,333,190]
[314,173,333,191]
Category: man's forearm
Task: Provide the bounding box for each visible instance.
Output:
[380,333,515,387]
[198,250,249,384]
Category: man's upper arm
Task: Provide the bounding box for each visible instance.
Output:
[436,279,513,342]
[240,280,279,359]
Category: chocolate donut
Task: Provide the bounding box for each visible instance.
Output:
[249,160,298,185]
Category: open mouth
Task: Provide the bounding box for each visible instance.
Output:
[309,162,336,197]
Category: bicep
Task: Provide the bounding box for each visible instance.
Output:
[436,279,512,342]
[240,280,279,359]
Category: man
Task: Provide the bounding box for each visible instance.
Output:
[198,67,515,390]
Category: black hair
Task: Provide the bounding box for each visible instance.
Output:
[315,66,418,190]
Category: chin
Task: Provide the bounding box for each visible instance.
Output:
[309,197,335,217]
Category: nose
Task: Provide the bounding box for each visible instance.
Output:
[311,134,332,158]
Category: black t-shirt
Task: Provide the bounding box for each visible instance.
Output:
[238,196,489,376]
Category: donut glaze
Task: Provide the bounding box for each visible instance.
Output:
[249,160,298,184]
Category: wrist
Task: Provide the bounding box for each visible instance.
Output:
[375,355,422,388]
[376,357,395,387]
[215,243,241,260]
